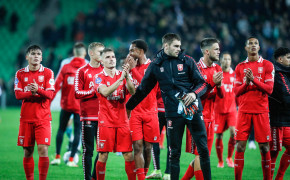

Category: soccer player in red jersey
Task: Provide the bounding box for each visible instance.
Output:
[50,42,87,167]
[214,53,237,168]
[14,45,55,180]
[75,42,104,180]
[125,39,160,180]
[269,47,290,180]
[94,48,136,180]
[182,38,224,180]
[234,37,274,180]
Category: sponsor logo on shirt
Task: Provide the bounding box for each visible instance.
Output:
[160,67,164,72]
[177,64,183,71]
[89,81,94,88]
[15,78,19,85]
[95,77,102,84]
[67,76,75,85]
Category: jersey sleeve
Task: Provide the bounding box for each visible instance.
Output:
[75,67,96,99]
[188,56,208,98]
[14,70,23,91]
[252,62,274,95]
[131,68,143,83]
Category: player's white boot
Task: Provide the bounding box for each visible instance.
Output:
[50,158,61,165]
[67,161,78,167]
[163,173,170,180]
[146,169,162,179]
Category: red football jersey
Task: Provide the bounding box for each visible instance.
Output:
[14,65,55,122]
[130,59,158,116]
[95,70,129,127]
[75,63,103,121]
[214,68,237,114]
[54,57,86,113]
[197,58,224,122]
[234,57,274,113]
[156,86,165,113]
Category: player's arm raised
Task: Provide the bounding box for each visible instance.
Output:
[98,70,126,97]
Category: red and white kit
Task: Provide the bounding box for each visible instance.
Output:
[214,68,237,134]
[54,57,86,113]
[75,63,103,121]
[129,59,160,143]
[186,57,224,155]
[234,57,274,142]
[95,70,132,152]
[14,65,55,146]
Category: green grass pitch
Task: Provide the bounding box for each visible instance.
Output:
[0,108,289,179]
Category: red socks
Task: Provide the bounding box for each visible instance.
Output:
[261,151,271,180]
[194,170,204,180]
[216,138,223,162]
[125,161,136,180]
[38,157,49,180]
[23,157,34,180]
[234,151,244,180]
[96,161,106,180]
[228,137,236,158]
[136,168,145,180]
[270,151,279,179]
[276,149,290,180]
[144,168,149,175]
[181,164,194,180]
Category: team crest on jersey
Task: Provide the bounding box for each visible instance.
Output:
[177,64,183,71]
[88,74,92,78]
[107,82,110,86]
[24,77,28,82]
[243,69,247,73]
[49,79,55,85]
[95,77,102,84]
[258,67,263,73]
[99,142,104,149]
[168,120,172,127]
[230,77,234,83]
[14,78,19,85]
[38,76,44,82]
[160,67,164,72]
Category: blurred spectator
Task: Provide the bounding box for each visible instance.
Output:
[9,12,19,32]
[0,5,7,25]
[0,78,7,109]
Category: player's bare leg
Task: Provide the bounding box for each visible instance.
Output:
[143,141,152,174]
[227,126,235,168]
[258,142,271,180]
[123,152,136,180]
[216,133,224,168]
[37,144,49,180]
[235,140,247,180]
[133,139,145,180]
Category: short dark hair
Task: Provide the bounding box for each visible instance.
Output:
[26,45,42,55]
[131,39,148,53]
[73,42,86,56]
[162,33,181,45]
[200,38,219,52]
[245,36,258,45]
[274,47,290,60]
[101,48,114,56]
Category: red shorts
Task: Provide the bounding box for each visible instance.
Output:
[186,121,214,155]
[129,114,160,143]
[235,112,271,143]
[97,126,133,152]
[214,111,237,134]
[270,127,290,151]
[18,120,51,147]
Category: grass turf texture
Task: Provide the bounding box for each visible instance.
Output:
[0,108,289,179]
